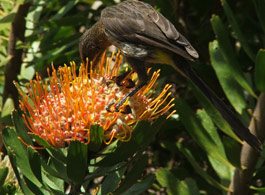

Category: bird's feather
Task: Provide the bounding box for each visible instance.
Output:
[101,0,199,60]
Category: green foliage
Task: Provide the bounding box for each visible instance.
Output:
[156,168,200,195]
[2,111,165,194]
[1,0,265,194]
[88,125,104,152]
[67,141,88,184]
[255,49,265,92]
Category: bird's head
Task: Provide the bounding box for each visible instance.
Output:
[79,20,111,67]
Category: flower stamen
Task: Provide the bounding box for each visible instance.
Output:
[17,52,175,147]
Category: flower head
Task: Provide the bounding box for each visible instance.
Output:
[17,52,175,148]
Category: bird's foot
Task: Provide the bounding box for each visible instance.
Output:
[106,101,132,114]
[124,79,135,88]
[112,71,135,88]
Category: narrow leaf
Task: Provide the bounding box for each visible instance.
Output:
[190,82,241,142]
[28,147,42,183]
[221,0,255,61]
[0,13,16,24]
[12,110,33,146]
[30,134,67,163]
[177,143,231,192]
[50,158,68,182]
[2,128,42,188]
[211,15,256,97]
[100,166,126,194]
[197,110,232,181]
[3,147,33,194]
[40,158,70,183]
[0,168,8,187]
[253,0,265,34]
[175,98,234,169]
[85,162,125,182]
[88,125,104,152]
[255,49,265,92]
[97,118,165,167]
[156,168,180,195]
[41,172,65,193]
[121,174,155,195]
[209,40,247,114]
[67,141,88,184]
[156,168,200,195]
[51,0,79,20]
[115,154,148,194]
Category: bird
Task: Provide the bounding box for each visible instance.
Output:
[79,0,261,152]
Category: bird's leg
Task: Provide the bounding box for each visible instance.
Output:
[106,57,148,113]
[113,70,135,88]
[113,81,146,112]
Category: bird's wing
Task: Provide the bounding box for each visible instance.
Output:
[101,0,199,61]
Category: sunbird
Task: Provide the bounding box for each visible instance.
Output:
[79,0,261,152]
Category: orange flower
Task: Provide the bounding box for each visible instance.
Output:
[17,52,175,148]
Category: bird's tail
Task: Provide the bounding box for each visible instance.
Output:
[173,57,261,152]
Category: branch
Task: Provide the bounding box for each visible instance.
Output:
[2,2,31,109]
[229,93,265,194]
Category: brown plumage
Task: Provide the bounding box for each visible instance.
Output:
[101,0,198,60]
[79,0,261,152]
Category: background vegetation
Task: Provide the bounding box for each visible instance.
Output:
[0,0,265,194]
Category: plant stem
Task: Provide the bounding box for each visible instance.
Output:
[229,93,265,194]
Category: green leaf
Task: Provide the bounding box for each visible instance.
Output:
[2,128,42,188]
[253,0,265,34]
[85,162,126,182]
[100,166,126,194]
[88,125,104,152]
[23,178,46,195]
[67,141,88,184]
[221,0,255,61]
[250,186,265,192]
[29,134,51,148]
[3,147,33,194]
[0,56,11,67]
[177,178,201,195]
[41,173,64,193]
[209,40,247,114]
[222,137,241,167]
[211,15,256,98]
[156,168,200,195]
[197,110,232,181]
[40,159,68,183]
[255,49,265,92]
[156,168,179,195]
[97,118,165,167]
[49,158,68,183]
[0,168,8,187]
[28,147,42,183]
[115,154,148,194]
[176,143,231,192]
[51,16,87,27]
[121,174,155,195]
[40,156,70,183]
[197,110,222,147]
[12,110,33,145]
[51,0,79,20]
[0,13,16,24]
[1,98,14,125]
[175,98,234,169]
[30,134,67,164]
[189,82,241,142]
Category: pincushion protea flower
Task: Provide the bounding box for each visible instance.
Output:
[17,52,175,148]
